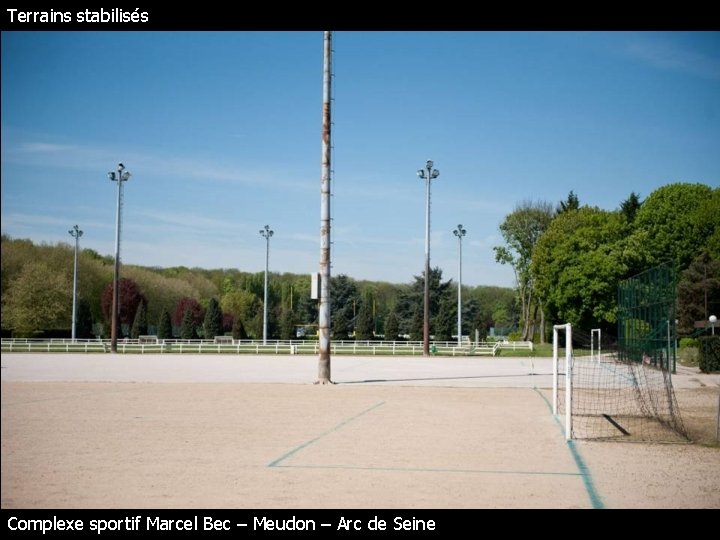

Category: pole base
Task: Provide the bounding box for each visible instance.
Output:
[314,379,335,385]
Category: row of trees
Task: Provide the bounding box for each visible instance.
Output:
[1,234,516,340]
[494,183,719,341]
[4,182,715,342]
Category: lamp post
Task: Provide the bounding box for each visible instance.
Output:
[317,30,333,384]
[107,163,131,353]
[453,224,466,346]
[260,225,274,345]
[417,160,439,356]
[711,315,717,336]
[68,224,83,341]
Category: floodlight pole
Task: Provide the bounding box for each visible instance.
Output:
[317,30,333,383]
[453,224,466,346]
[417,160,439,356]
[108,163,131,353]
[68,225,83,341]
[260,225,274,345]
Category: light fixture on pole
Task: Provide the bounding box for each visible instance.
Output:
[453,224,467,346]
[107,163,131,353]
[68,224,84,341]
[417,160,439,356]
[260,224,274,345]
[711,315,717,336]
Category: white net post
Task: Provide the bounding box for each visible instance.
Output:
[552,327,559,415]
[553,323,573,440]
[591,328,601,363]
[565,324,572,441]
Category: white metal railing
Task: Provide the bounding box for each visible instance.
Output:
[1,338,530,356]
[496,340,533,351]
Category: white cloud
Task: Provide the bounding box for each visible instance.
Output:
[18,142,80,153]
[3,135,314,192]
[624,38,720,82]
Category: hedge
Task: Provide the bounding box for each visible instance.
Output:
[698,336,720,373]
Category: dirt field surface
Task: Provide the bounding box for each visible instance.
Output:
[2,354,719,509]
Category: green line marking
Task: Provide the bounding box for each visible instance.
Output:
[272,463,582,477]
[533,387,605,509]
[268,401,386,467]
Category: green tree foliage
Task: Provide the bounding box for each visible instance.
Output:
[122,265,198,326]
[633,183,715,268]
[289,277,316,328]
[355,294,375,340]
[203,298,223,340]
[2,261,72,336]
[221,289,262,338]
[533,206,647,330]
[492,301,511,330]
[77,252,113,324]
[472,312,490,341]
[620,191,642,223]
[384,310,400,341]
[130,300,148,339]
[394,267,452,336]
[331,274,358,331]
[409,305,423,342]
[434,298,456,342]
[1,236,521,341]
[267,306,280,340]
[1,238,109,337]
[556,190,580,215]
[101,278,146,327]
[279,308,296,340]
[493,201,554,340]
[232,317,247,340]
[332,309,351,340]
[1,236,35,296]
[461,295,478,337]
[180,308,197,339]
[677,253,720,334]
[466,286,515,338]
[157,309,173,340]
[692,187,720,259]
[76,298,94,339]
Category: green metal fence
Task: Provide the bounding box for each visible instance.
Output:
[617,261,678,372]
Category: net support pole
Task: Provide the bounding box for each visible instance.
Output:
[565,323,572,441]
[553,323,572,439]
[716,392,720,443]
[591,328,601,363]
[552,326,559,415]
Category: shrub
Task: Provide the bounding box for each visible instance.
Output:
[679,337,699,349]
[508,331,522,341]
[698,336,720,373]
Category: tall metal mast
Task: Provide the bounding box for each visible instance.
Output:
[317,31,333,384]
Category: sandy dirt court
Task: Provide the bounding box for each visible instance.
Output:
[2,354,719,509]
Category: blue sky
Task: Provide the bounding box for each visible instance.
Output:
[2,31,719,287]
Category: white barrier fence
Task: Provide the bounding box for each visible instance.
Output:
[1,338,533,356]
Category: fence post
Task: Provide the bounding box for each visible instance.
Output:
[716,393,719,443]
